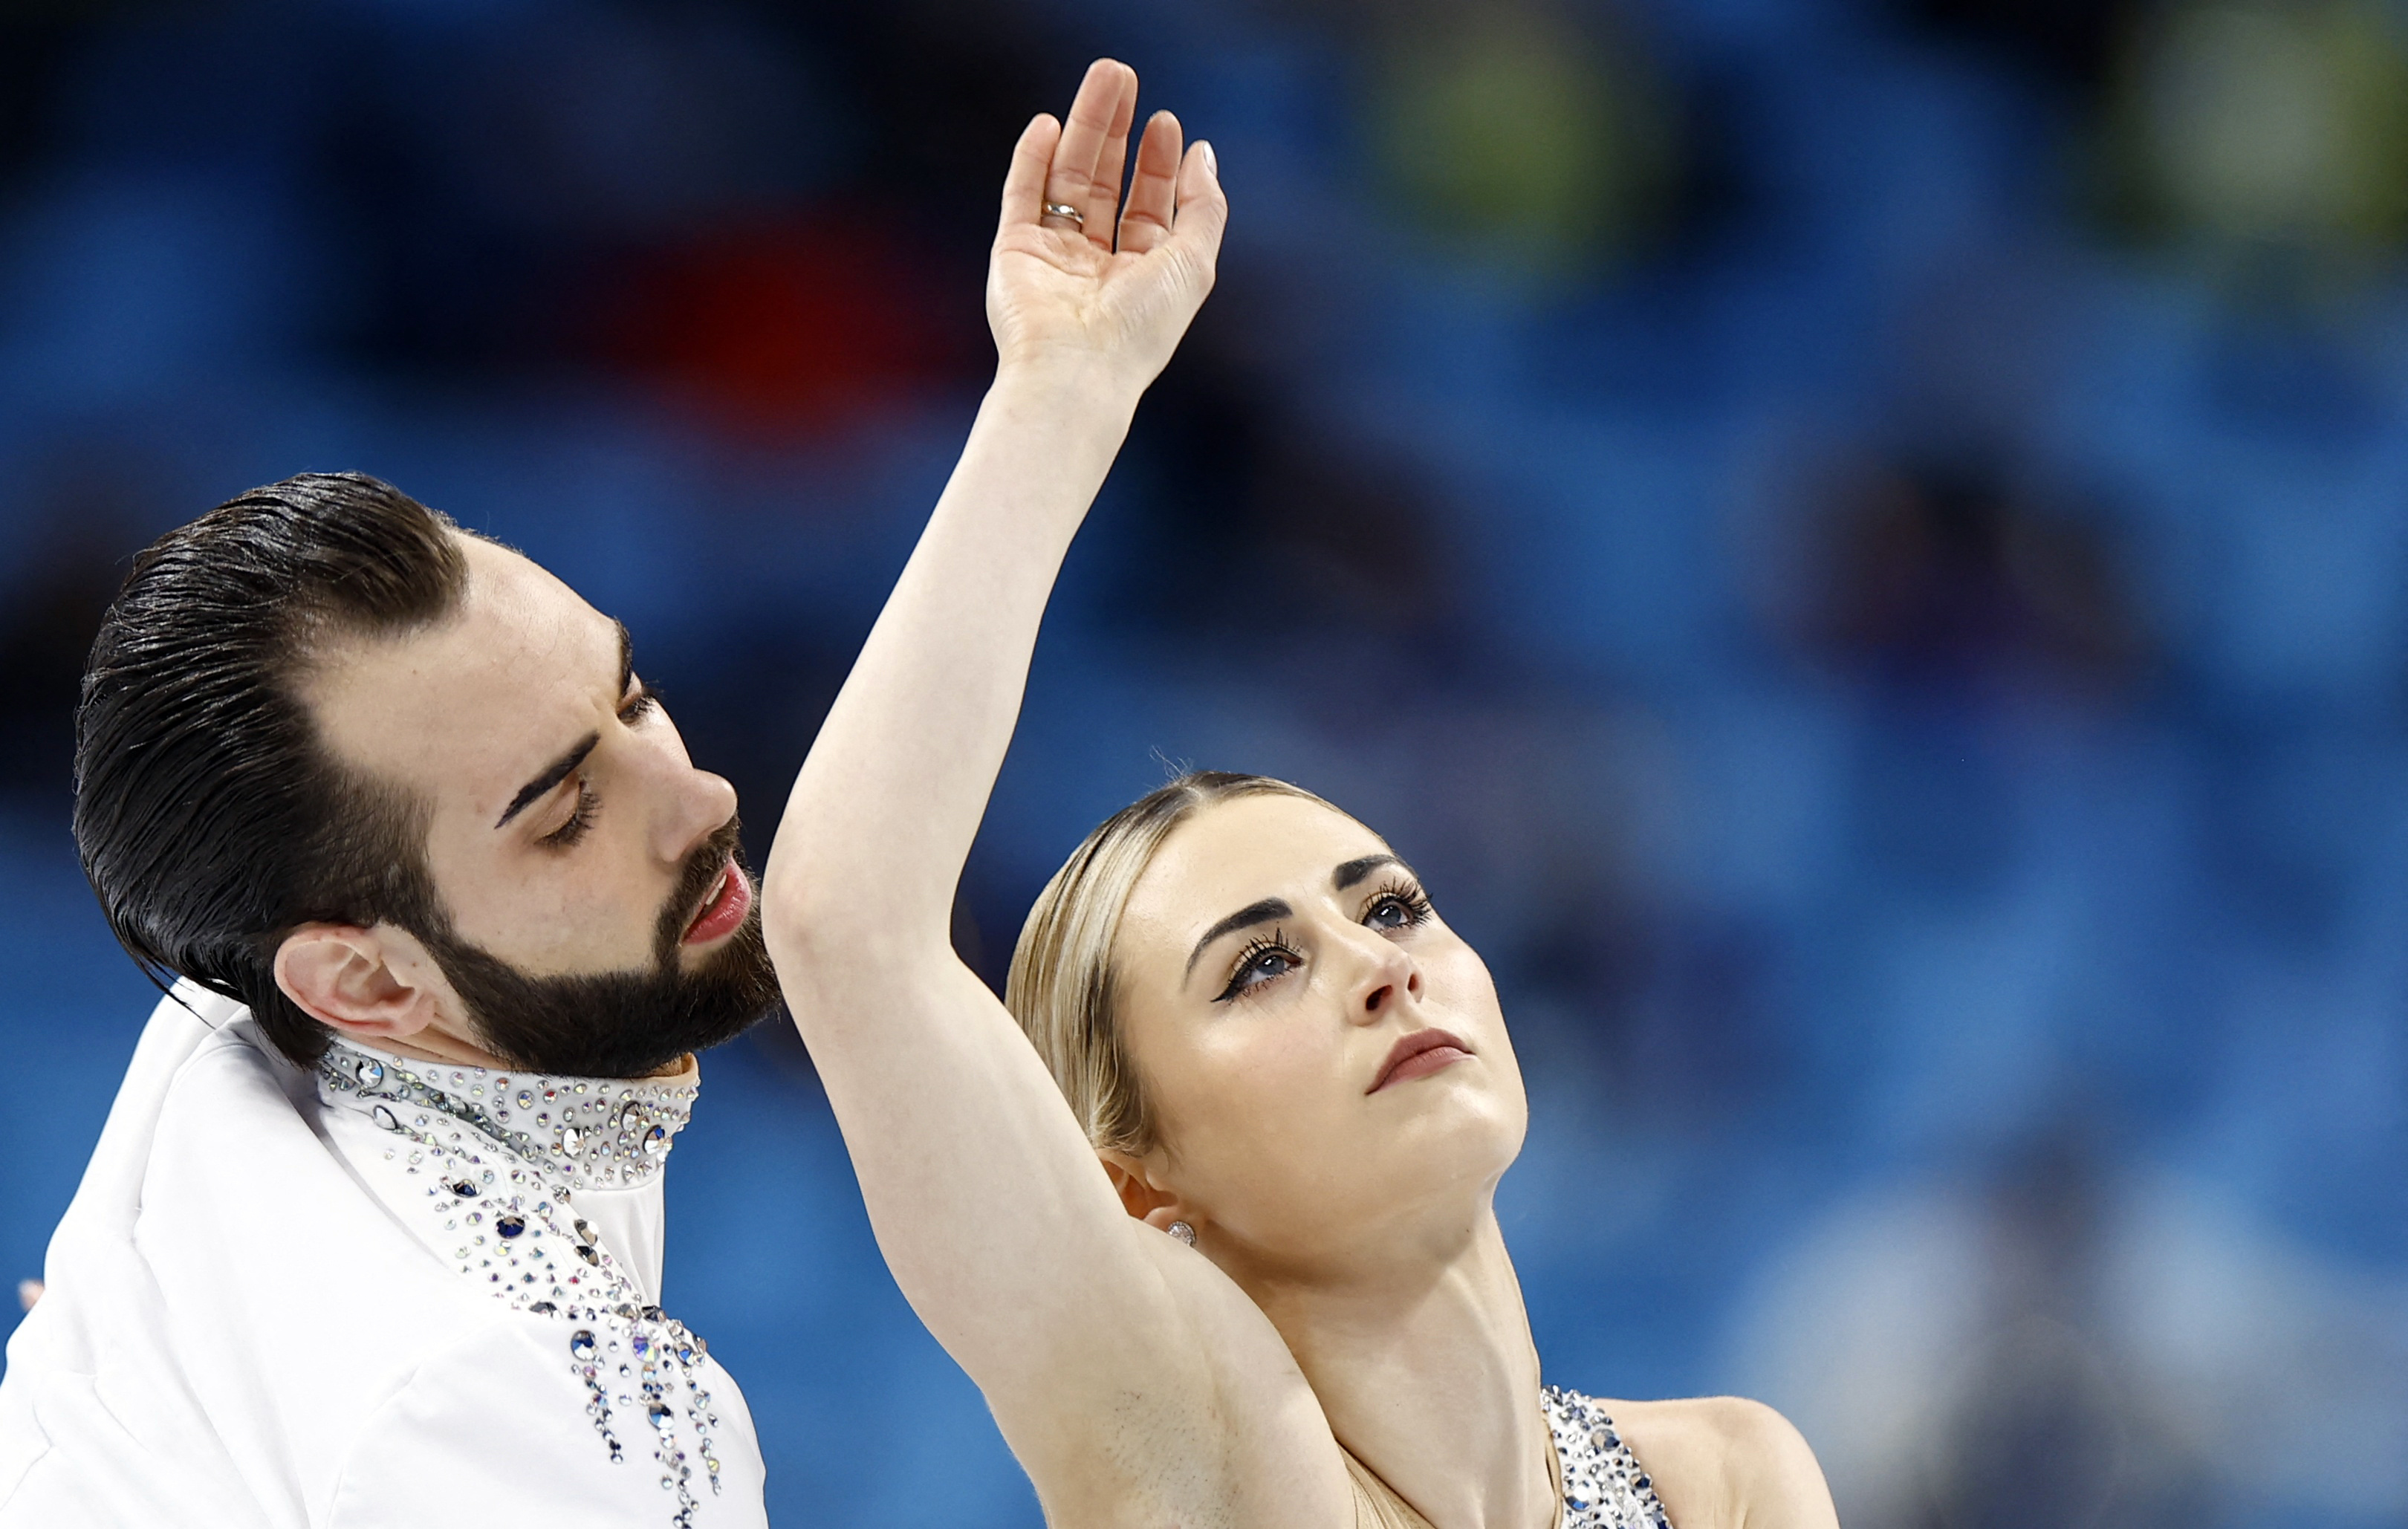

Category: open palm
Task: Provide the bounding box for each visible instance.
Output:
[987,59,1227,389]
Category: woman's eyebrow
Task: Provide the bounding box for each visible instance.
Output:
[1332,854,1402,890]
[1184,897,1292,980]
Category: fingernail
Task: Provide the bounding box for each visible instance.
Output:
[1199,140,1218,178]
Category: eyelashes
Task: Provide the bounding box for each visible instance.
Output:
[1214,929,1302,1003]
[1210,877,1436,1002]
[538,684,661,851]
[542,782,600,848]
[1363,877,1433,932]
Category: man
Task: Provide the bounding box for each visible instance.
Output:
[0,471,780,1527]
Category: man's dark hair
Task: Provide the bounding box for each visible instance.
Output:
[74,472,469,1069]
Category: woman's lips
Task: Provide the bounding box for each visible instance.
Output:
[1369,1028,1473,1094]
[681,862,751,946]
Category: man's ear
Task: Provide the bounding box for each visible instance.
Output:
[1097,1148,1191,1233]
[273,922,448,1042]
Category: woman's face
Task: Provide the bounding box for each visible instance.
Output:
[1109,793,1528,1274]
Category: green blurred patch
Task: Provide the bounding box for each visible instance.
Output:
[1368,7,1676,280]
[2097,0,2408,270]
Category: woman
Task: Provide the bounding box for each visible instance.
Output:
[763,59,1840,1529]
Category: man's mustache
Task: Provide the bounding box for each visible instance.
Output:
[652,817,750,964]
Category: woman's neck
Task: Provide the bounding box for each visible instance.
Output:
[1240,1210,1554,1529]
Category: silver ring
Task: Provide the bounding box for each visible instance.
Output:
[1041,201,1085,227]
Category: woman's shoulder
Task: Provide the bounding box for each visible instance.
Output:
[1550,1388,1840,1529]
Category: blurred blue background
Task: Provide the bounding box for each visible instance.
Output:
[2,0,2405,1523]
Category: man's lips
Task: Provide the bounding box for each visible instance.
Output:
[1368,1028,1473,1094]
[681,862,751,946]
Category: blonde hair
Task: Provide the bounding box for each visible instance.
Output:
[1005,771,1336,1155]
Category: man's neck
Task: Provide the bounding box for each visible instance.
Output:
[350,1028,514,1071]
[336,1030,698,1082]
[1242,1210,1555,1529]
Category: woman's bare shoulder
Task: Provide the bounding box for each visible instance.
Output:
[1586,1395,1840,1529]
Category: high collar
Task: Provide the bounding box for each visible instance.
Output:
[316,1037,699,1192]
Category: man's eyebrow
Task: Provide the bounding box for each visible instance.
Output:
[1333,854,1403,891]
[496,732,600,829]
[493,621,632,832]
[1184,897,1293,981]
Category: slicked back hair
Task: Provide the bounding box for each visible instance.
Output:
[74,472,469,1068]
[1004,770,1337,1156]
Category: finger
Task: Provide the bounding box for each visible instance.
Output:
[998,113,1062,239]
[1085,69,1141,250]
[1161,139,1228,285]
[1043,59,1130,243]
[1116,111,1184,256]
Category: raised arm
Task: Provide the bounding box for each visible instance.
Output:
[760,62,1343,1528]
[768,61,1216,951]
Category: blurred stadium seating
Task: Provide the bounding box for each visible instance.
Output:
[1,1,2402,1523]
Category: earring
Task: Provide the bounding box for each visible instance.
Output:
[1166,1220,1196,1247]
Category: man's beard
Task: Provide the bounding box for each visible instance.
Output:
[417,819,782,1079]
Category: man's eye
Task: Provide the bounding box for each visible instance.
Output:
[542,782,598,848]
[619,688,660,724]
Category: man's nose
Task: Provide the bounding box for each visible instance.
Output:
[654,761,738,865]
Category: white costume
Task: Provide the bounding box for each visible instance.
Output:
[0,983,767,1528]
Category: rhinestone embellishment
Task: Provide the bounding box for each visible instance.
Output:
[317,1039,721,1527]
[1545,1386,1672,1529]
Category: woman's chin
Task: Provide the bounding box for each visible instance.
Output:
[1380,1073,1527,1172]
[1324,1123,1526,1248]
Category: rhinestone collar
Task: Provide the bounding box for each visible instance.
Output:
[317,1038,700,1192]
[313,1036,728,1523]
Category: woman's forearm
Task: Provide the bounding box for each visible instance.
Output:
[762,362,1140,982]
[761,71,1222,997]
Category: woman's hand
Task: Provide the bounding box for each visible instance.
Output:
[988,59,1227,393]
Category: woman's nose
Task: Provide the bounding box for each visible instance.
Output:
[1348,928,1423,1025]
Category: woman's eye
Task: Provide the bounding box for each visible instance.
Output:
[1365,883,1432,932]
[1216,936,1302,1002]
[1244,949,1296,983]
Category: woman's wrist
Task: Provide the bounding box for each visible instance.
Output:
[926,361,1142,551]
[969,363,1146,501]
[988,353,1152,423]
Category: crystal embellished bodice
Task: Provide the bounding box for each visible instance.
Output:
[317,1039,724,1528]
[1545,1387,1673,1529]
[1343,1386,1672,1529]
